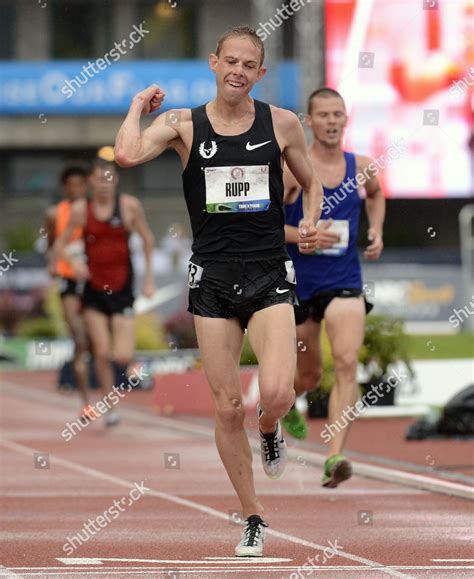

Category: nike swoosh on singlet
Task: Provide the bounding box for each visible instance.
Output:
[246,140,272,151]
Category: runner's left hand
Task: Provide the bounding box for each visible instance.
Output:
[364,228,383,260]
[298,220,339,254]
[298,219,317,254]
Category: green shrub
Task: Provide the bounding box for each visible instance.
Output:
[3,223,38,253]
[16,317,59,338]
[135,313,168,351]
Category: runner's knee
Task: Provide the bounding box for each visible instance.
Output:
[296,366,322,392]
[260,386,294,418]
[93,350,111,366]
[333,351,358,381]
[214,396,246,430]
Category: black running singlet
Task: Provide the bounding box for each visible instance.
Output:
[182,99,285,257]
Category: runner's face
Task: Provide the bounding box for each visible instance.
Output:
[63,175,88,201]
[210,37,266,103]
[89,166,118,198]
[308,97,347,148]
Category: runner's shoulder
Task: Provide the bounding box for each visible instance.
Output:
[355,154,376,177]
[70,197,87,220]
[270,105,301,130]
[119,193,142,212]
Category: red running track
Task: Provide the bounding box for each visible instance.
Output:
[0,374,473,579]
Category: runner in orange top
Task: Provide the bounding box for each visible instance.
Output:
[45,164,94,421]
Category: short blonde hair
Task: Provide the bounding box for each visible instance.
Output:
[216,26,265,67]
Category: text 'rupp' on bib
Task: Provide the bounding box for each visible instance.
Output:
[204,165,271,213]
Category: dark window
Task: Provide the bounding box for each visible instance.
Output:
[0,2,15,59]
[51,0,113,59]
[135,0,197,59]
[9,154,64,197]
[282,14,295,59]
[7,152,93,198]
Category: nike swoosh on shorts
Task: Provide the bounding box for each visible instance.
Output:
[276,287,290,294]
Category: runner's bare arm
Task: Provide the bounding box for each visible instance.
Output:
[358,155,385,260]
[281,123,337,252]
[282,161,301,205]
[275,110,322,233]
[44,205,57,249]
[49,199,87,274]
[126,196,155,297]
[282,162,302,244]
[115,85,183,167]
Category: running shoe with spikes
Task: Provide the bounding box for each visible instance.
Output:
[234,514,268,557]
[105,411,121,427]
[257,405,287,479]
[321,454,352,488]
[281,404,308,440]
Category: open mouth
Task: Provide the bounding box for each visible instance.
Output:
[227,80,245,89]
[327,128,338,137]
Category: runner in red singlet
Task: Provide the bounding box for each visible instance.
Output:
[51,158,155,426]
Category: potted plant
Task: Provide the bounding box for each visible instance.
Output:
[307,314,414,417]
[358,315,414,406]
[307,330,334,418]
[306,359,334,418]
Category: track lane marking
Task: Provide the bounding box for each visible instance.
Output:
[55,557,293,564]
[0,565,23,578]
[4,567,369,571]
[0,437,412,578]
[2,380,472,500]
[432,559,474,562]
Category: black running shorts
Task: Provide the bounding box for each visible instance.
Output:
[294,288,373,325]
[57,277,83,299]
[187,253,298,329]
[82,279,134,317]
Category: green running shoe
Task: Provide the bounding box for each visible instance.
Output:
[321,454,352,488]
[281,405,308,440]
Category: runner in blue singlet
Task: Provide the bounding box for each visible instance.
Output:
[283,87,386,488]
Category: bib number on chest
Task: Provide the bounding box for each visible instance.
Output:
[204,165,270,213]
[315,220,350,257]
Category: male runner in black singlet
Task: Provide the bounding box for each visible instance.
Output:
[115,26,338,556]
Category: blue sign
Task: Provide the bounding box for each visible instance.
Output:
[0,61,298,114]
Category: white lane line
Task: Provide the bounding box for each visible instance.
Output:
[432,559,474,562]
[56,558,292,565]
[7,566,474,576]
[0,437,412,579]
[10,568,474,577]
[0,489,426,498]
[3,380,472,501]
[0,566,23,578]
